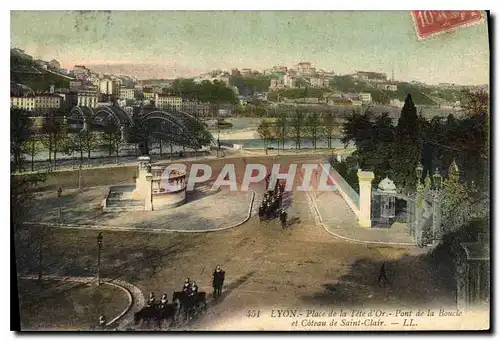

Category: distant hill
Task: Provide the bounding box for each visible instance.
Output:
[328,76,440,106]
[10,48,71,91]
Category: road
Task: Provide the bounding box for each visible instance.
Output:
[14,154,456,331]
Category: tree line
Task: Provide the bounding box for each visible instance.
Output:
[11,109,126,173]
[169,78,236,104]
[11,109,214,173]
[256,112,343,150]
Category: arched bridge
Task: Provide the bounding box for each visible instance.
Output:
[69,104,215,151]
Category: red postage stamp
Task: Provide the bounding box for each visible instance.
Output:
[410,11,485,40]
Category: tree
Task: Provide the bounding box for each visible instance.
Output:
[272,112,289,151]
[306,113,321,149]
[26,131,43,172]
[81,130,100,165]
[440,162,489,235]
[11,172,49,226]
[370,112,395,182]
[10,108,33,172]
[40,115,69,169]
[390,94,421,190]
[257,119,273,154]
[460,89,488,118]
[322,112,337,148]
[289,111,305,149]
[340,110,374,169]
[101,124,123,163]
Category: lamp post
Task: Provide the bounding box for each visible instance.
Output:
[415,163,424,246]
[216,105,221,158]
[57,187,62,223]
[432,168,443,246]
[97,232,103,285]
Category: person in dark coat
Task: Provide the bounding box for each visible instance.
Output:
[182,278,191,295]
[279,209,287,229]
[212,265,225,299]
[378,262,389,286]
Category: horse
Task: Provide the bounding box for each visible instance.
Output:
[134,305,162,328]
[157,302,178,327]
[172,290,193,321]
[172,290,207,321]
[192,291,208,312]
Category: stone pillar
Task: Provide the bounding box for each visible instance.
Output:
[144,173,153,211]
[357,170,375,228]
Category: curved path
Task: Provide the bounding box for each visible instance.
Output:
[23,190,255,234]
[18,274,144,329]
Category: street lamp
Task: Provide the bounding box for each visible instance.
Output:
[97,232,103,285]
[431,168,443,247]
[57,188,62,223]
[415,163,423,184]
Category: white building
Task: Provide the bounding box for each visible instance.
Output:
[77,89,99,108]
[99,78,120,97]
[296,62,316,77]
[120,87,137,100]
[35,94,62,109]
[283,74,296,88]
[11,96,35,111]
[11,94,62,111]
[270,78,284,91]
[310,77,329,88]
[359,93,372,103]
[377,83,398,91]
[155,94,183,110]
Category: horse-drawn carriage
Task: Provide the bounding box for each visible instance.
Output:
[134,290,207,328]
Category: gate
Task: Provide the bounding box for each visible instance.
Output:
[371,190,436,245]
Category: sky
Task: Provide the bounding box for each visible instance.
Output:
[10,11,490,84]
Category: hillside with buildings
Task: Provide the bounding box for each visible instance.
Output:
[10,49,486,119]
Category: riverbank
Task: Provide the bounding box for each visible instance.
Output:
[209,129,259,140]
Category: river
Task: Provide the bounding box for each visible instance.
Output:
[22,105,454,162]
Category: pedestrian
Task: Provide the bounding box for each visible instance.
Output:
[378,262,389,286]
[279,209,287,229]
[212,265,225,299]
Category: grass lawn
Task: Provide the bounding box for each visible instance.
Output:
[17,279,129,331]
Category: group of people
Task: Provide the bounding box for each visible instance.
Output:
[259,175,288,228]
[144,265,225,308]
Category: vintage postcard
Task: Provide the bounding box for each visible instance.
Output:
[10,10,490,331]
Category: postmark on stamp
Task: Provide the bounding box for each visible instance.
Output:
[410,11,485,40]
